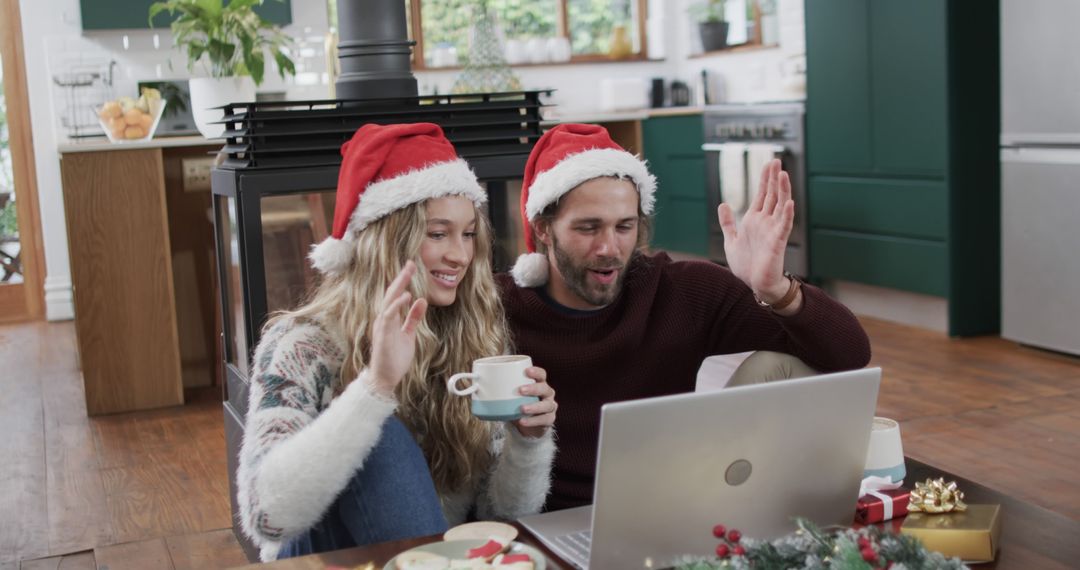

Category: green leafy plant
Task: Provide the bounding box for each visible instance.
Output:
[140,81,189,119]
[688,0,728,23]
[0,197,17,239]
[148,0,295,86]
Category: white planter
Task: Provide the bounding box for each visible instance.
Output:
[188,76,256,139]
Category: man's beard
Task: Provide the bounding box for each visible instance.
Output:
[551,235,628,308]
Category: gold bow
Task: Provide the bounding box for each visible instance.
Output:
[908,477,968,514]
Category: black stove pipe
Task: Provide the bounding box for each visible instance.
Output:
[334,0,418,100]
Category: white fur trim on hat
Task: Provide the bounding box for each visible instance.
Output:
[309,159,485,275]
[349,158,486,233]
[525,148,657,221]
[510,252,550,288]
[308,236,355,275]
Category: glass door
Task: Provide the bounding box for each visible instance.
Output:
[0,0,44,321]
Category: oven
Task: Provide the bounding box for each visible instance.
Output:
[702,102,807,277]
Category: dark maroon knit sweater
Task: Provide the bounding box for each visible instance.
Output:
[496,252,872,511]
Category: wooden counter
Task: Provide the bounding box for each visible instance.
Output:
[59,141,221,415]
[541,107,705,157]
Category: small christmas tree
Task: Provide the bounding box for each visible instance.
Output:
[451,3,522,94]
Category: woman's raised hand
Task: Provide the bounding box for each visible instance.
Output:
[368,261,428,397]
[513,366,557,438]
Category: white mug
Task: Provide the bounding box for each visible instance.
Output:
[447,355,539,421]
[863,417,906,482]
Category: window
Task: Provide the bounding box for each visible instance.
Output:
[408,0,648,69]
[690,0,780,55]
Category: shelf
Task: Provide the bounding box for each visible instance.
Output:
[689,43,781,59]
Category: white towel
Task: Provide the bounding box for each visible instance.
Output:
[747,144,784,204]
[718,142,748,213]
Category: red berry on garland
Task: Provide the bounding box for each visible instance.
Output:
[712,524,727,538]
[857,536,871,548]
[733,546,746,556]
[715,544,730,558]
[861,547,878,562]
[727,529,742,543]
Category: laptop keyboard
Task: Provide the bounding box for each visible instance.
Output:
[549,530,592,569]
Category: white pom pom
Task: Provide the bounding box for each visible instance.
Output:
[309,237,355,275]
[510,252,550,288]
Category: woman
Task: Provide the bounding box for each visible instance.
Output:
[236,123,558,561]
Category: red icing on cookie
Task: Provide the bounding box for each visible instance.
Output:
[467,539,504,559]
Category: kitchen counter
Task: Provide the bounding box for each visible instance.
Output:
[541,107,705,159]
[57,135,219,154]
[542,106,703,125]
[59,142,222,414]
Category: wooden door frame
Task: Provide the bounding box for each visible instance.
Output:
[0,0,45,322]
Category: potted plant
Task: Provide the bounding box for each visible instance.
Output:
[688,0,729,52]
[149,0,295,138]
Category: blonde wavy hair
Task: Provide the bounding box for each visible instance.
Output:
[269,200,508,493]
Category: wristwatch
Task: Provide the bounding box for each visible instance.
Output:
[754,272,802,312]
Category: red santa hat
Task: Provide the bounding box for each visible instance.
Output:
[309,122,486,275]
[510,123,656,287]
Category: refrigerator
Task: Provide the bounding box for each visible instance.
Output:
[1000,0,1080,355]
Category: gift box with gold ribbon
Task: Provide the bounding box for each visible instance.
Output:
[899,478,1002,562]
[901,504,1001,562]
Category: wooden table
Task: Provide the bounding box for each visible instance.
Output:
[235,458,1080,569]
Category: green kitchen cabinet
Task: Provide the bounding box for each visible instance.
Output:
[808,0,946,178]
[642,114,708,256]
[810,230,948,297]
[808,177,947,242]
[81,0,292,31]
[869,0,947,177]
[805,0,1000,336]
[804,0,872,175]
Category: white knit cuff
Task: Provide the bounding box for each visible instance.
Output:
[506,424,556,447]
[249,369,398,547]
[479,426,556,521]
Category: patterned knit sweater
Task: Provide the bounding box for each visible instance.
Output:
[236,316,556,561]
[496,252,871,511]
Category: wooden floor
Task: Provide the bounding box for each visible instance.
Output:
[1,316,1078,569]
[0,321,246,570]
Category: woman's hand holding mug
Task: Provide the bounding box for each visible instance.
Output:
[369,261,428,397]
[446,356,557,437]
[514,366,557,438]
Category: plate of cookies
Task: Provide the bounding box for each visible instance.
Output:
[385,538,544,570]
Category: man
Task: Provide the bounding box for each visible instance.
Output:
[496,123,872,511]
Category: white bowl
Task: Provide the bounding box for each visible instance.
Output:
[97,99,166,143]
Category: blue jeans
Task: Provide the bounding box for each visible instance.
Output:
[276,416,449,559]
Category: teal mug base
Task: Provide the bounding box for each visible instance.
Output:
[863,463,907,483]
[472,396,539,422]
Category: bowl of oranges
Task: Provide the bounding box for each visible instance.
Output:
[97,87,166,143]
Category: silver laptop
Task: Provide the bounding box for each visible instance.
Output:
[519,368,882,569]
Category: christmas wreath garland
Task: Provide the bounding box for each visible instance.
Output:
[673,518,968,570]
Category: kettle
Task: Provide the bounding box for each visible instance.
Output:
[670,80,691,106]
